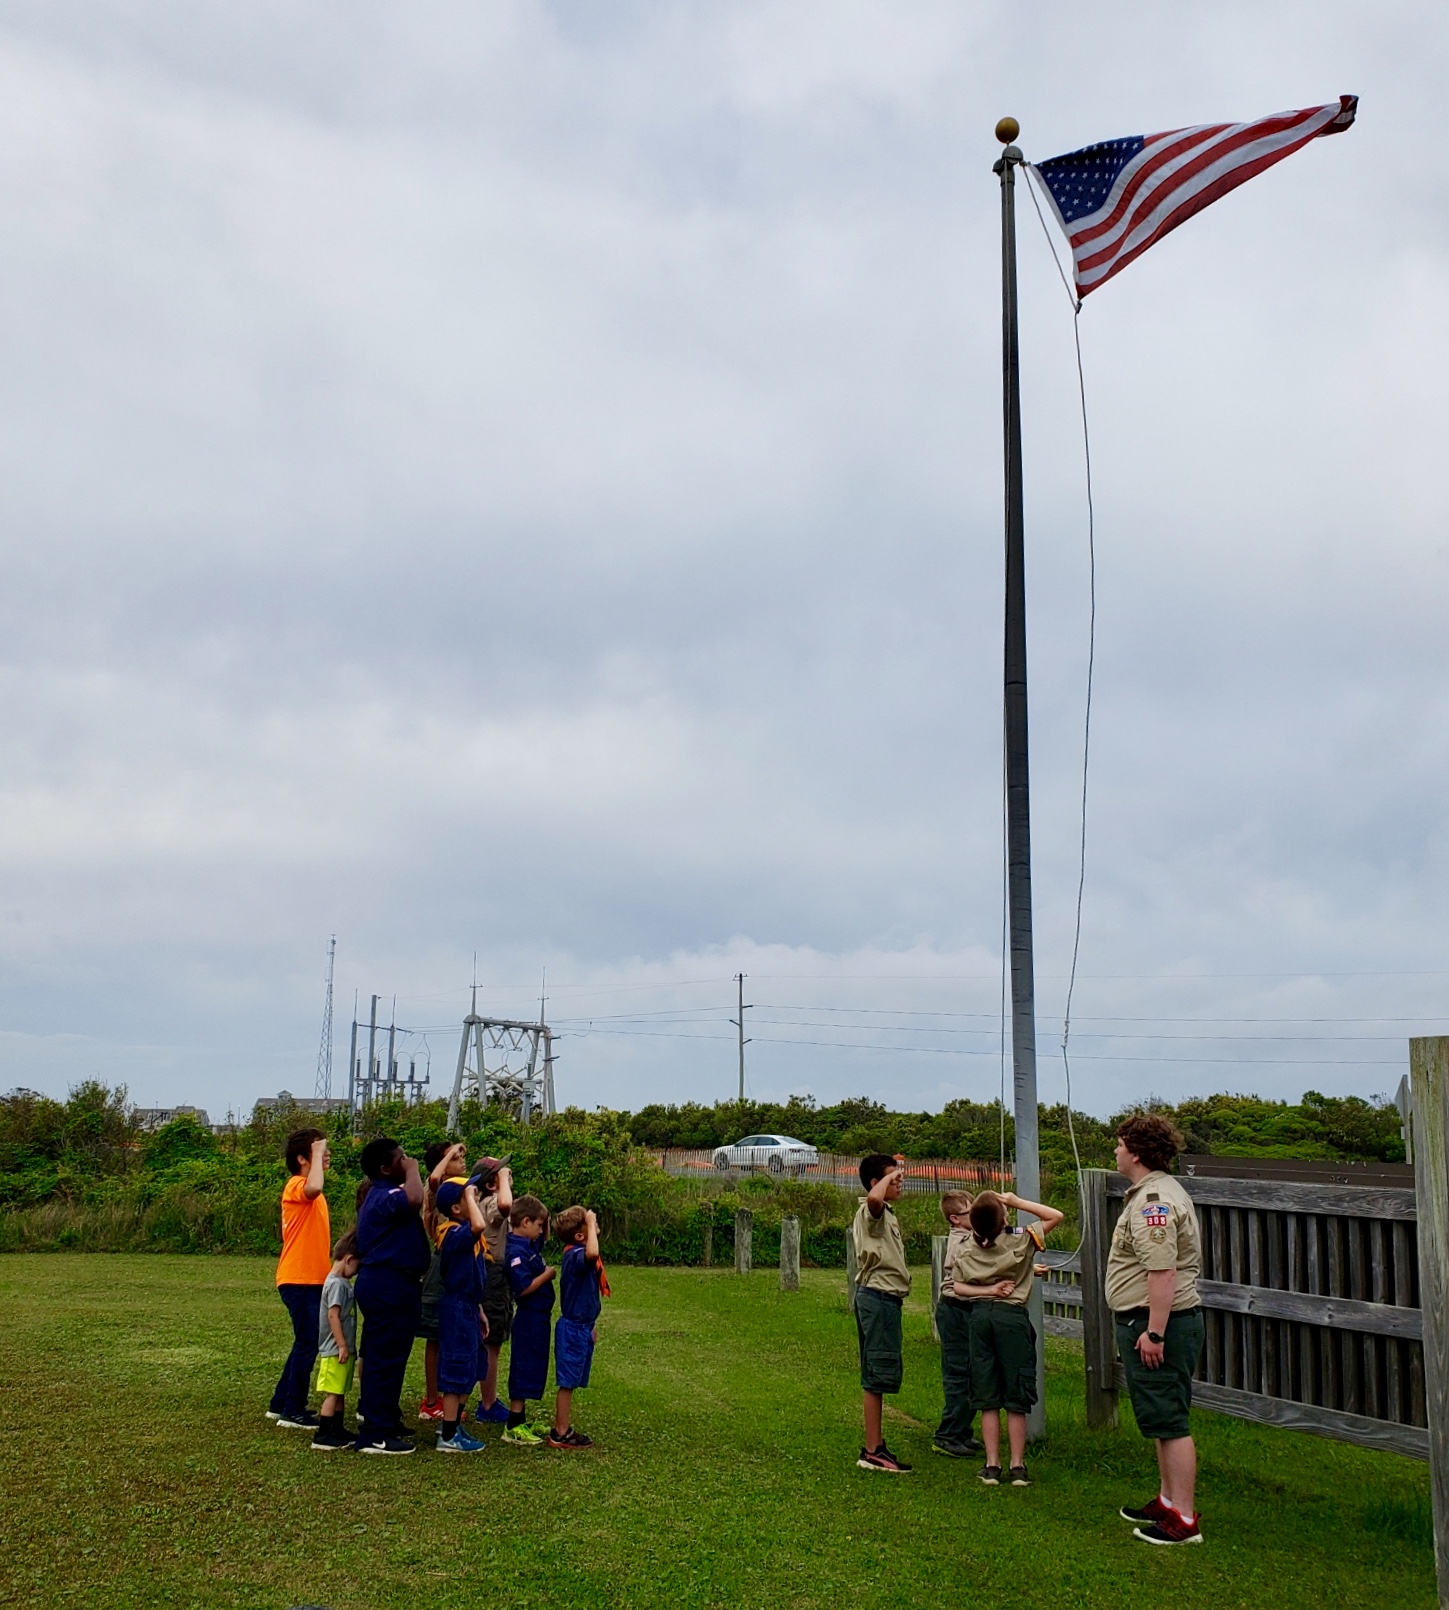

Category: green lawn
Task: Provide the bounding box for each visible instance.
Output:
[0,1255,1435,1610]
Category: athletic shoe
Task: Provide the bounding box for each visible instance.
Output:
[502,1423,546,1446]
[1120,1496,1170,1525]
[1134,1513,1203,1546]
[1008,1465,1032,1487]
[265,1409,283,1421]
[931,1438,981,1458]
[472,1400,510,1425]
[358,1435,415,1455]
[436,1428,487,1453]
[856,1444,912,1474]
[979,1465,1002,1486]
[417,1398,445,1421]
[310,1421,352,1451]
[546,1427,594,1449]
[275,1409,320,1430]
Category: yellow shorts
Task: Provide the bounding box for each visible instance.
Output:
[316,1355,354,1396]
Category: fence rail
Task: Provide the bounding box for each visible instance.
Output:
[652,1148,1013,1196]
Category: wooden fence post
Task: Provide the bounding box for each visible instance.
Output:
[931,1234,947,1341]
[735,1209,753,1275]
[846,1233,858,1305]
[780,1215,801,1291]
[1079,1168,1119,1431]
[701,1219,713,1268]
[1411,1037,1449,1609]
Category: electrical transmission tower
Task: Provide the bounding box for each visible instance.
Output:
[446,984,556,1132]
[314,936,336,1100]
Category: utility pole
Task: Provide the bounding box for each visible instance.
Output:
[314,936,336,1101]
[994,114,1046,1439]
[365,994,379,1123]
[386,998,397,1102]
[730,973,752,1103]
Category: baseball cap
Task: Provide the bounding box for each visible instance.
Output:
[468,1156,511,1185]
[435,1179,469,1216]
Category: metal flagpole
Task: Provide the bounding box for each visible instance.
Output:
[994,116,1046,1439]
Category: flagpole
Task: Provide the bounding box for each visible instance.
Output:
[994,116,1046,1440]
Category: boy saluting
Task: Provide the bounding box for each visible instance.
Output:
[852,1154,912,1474]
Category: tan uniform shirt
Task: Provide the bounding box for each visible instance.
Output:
[852,1200,911,1297]
[951,1225,1044,1306]
[940,1226,973,1300]
[480,1195,509,1265]
[1104,1170,1201,1313]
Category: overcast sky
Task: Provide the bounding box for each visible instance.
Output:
[0,2,1444,1126]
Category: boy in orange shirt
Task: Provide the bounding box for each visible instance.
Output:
[269,1127,331,1430]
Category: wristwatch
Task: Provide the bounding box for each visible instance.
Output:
[1146,1330,1165,1344]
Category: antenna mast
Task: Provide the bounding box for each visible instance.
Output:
[314,936,336,1100]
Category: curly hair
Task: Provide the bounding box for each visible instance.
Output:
[1116,1113,1184,1173]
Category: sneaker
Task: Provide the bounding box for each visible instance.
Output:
[417,1398,445,1421]
[1008,1465,1031,1487]
[1134,1513,1203,1546]
[979,1465,1002,1486]
[501,1422,546,1446]
[310,1422,352,1451]
[931,1438,981,1458]
[265,1409,283,1421]
[436,1428,487,1453]
[856,1444,912,1474]
[357,1434,415,1455]
[1120,1496,1170,1525]
[275,1409,320,1430]
[547,1427,594,1449]
[472,1400,510,1425]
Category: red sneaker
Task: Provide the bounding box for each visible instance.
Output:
[417,1398,445,1421]
[1120,1496,1169,1524]
[1133,1511,1203,1545]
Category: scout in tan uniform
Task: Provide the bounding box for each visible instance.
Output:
[931,1191,980,1458]
[950,1188,1063,1485]
[1106,1114,1205,1546]
[851,1153,912,1473]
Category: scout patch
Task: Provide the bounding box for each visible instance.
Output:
[1142,1203,1170,1229]
[1149,1228,1167,1243]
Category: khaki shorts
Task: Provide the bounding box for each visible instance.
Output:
[1115,1307,1204,1441]
[854,1286,904,1395]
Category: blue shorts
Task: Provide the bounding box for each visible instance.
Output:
[437,1293,481,1397]
[555,1316,595,1391]
[508,1306,551,1402]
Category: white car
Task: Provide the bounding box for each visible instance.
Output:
[712,1134,820,1175]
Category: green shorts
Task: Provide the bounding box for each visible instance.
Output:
[1115,1307,1204,1441]
[316,1355,354,1396]
[967,1300,1037,1414]
[854,1286,904,1395]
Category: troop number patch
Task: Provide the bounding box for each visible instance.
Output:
[1141,1204,1169,1228]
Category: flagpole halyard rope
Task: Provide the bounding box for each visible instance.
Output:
[1024,161,1094,1205]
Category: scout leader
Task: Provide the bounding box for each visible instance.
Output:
[1106,1113,1205,1545]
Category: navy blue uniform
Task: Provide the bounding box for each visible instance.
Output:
[354,1180,430,1443]
[555,1243,602,1391]
[437,1221,486,1396]
[505,1231,554,1402]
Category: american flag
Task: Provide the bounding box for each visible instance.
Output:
[1033,95,1357,298]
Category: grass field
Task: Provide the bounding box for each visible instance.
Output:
[0,1255,1436,1610]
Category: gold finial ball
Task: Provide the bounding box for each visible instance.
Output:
[995,116,1020,144]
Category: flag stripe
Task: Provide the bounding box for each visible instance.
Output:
[1033,97,1357,298]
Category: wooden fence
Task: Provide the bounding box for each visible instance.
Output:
[1078,1165,1427,1458]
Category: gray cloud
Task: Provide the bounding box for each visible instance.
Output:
[0,1,1443,1122]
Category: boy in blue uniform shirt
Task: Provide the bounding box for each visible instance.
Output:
[548,1205,609,1449]
[432,1178,489,1453]
[353,1136,430,1454]
[502,1194,553,1445]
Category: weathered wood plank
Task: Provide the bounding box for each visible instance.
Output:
[1411,1035,1449,1605]
[1043,1315,1084,1340]
[734,1208,753,1275]
[1111,1363,1429,1458]
[779,1215,801,1293]
[1127,1176,1418,1221]
[1078,1169,1118,1430]
[930,1233,945,1339]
